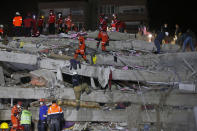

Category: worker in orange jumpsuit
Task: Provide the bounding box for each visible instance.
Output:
[64,15,72,33]
[47,100,64,131]
[13,12,22,36]
[74,34,87,61]
[11,101,24,131]
[97,29,109,51]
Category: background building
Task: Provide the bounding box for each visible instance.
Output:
[38,0,148,33]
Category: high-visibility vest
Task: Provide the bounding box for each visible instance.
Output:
[13,16,22,27]
[48,104,63,115]
[20,110,31,125]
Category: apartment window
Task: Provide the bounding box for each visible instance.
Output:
[119,6,145,14]
[99,5,116,15]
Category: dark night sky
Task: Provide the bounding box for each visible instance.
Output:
[1,0,196,34]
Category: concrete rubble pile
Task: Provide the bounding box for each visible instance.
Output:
[0,31,197,131]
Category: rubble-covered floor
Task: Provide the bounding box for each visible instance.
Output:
[0,31,197,131]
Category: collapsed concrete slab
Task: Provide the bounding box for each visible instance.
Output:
[1,86,197,106]
[87,31,136,41]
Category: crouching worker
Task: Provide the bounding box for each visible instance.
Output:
[72,71,91,110]
[47,100,64,131]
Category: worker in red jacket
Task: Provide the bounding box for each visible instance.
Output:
[56,12,64,34]
[13,12,23,36]
[48,10,56,34]
[32,14,37,35]
[0,25,4,38]
[119,21,126,33]
[38,15,44,34]
[64,14,72,33]
[97,29,109,51]
[98,14,107,31]
[23,13,33,37]
[74,34,87,61]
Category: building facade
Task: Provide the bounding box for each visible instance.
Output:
[38,0,148,33]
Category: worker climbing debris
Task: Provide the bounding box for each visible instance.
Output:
[72,71,91,110]
[74,33,88,62]
[97,29,109,51]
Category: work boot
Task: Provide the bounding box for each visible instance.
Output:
[85,59,90,64]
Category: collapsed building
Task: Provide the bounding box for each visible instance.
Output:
[0,31,197,131]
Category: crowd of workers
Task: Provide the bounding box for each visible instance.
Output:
[0,99,63,131]
[11,10,78,37]
[138,23,196,54]
[0,68,90,131]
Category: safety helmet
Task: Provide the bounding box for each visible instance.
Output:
[17,101,22,106]
[0,25,3,28]
[41,15,44,19]
[16,12,20,15]
[39,98,45,102]
[72,71,77,75]
[0,122,9,129]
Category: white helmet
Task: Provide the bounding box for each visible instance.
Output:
[16,12,20,15]
[72,71,77,75]
[0,25,3,28]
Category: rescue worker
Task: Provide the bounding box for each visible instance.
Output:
[98,14,107,31]
[111,20,116,32]
[0,25,4,39]
[11,101,24,131]
[48,10,56,34]
[38,15,44,34]
[38,98,48,131]
[154,30,165,54]
[20,105,32,131]
[64,15,72,33]
[174,24,182,44]
[161,23,170,43]
[47,100,64,131]
[23,13,33,37]
[72,71,91,110]
[32,14,38,36]
[0,122,9,131]
[182,29,195,52]
[13,12,23,36]
[97,29,109,51]
[56,12,64,34]
[119,21,126,33]
[74,34,87,61]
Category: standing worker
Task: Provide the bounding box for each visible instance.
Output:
[64,14,72,33]
[48,10,56,34]
[20,105,32,131]
[97,29,109,51]
[11,101,24,131]
[47,100,64,131]
[13,12,23,36]
[38,99,48,131]
[74,34,87,61]
[23,13,33,37]
[0,25,4,39]
[32,14,38,36]
[56,12,64,34]
[38,15,44,34]
[72,71,91,110]
[154,30,165,54]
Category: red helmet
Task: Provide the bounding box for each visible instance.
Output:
[39,98,45,102]
[17,101,22,106]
